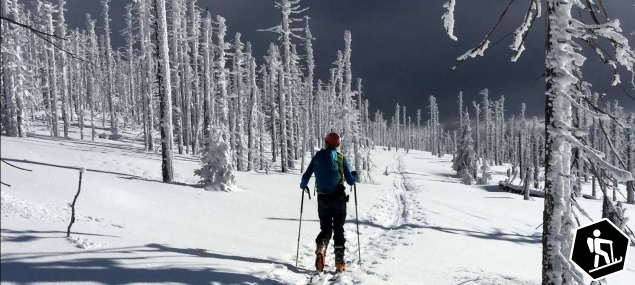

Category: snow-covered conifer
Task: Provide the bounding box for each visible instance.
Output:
[453,109,477,181]
[195,129,236,191]
[477,160,492,185]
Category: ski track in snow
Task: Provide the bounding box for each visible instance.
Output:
[310,153,427,284]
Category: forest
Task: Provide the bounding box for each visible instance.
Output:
[2,0,635,284]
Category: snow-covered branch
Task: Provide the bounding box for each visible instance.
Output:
[564,133,633,182]
[441,0,457,41]
[510,0,539,62]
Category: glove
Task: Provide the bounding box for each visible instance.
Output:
[351,171,359,183]
[300,182,308,189]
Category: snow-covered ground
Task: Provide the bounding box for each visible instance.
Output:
[2,124,634,284]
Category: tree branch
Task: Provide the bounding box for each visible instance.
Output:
[1,159,33,171]
[452,0,516,69]
[0,15,66,41]
[32,29,91,64]
[596,120,630,170]
[580,96,629,126]
[510,0,539,61]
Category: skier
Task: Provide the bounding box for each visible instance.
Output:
[300,132,356,273]
[587,229,621,270]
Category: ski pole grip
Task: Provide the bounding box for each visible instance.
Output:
[304,187,311,199]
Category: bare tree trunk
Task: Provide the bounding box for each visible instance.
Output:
[524,167,532,200]
[279,68,288,173]
[155,0,174,182]
[627,118,634,204]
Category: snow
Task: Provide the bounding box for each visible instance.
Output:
[441,0,457,41]
[2,123,634,284]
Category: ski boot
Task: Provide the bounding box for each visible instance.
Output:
[334,245,346,272]
[315,242,328,272]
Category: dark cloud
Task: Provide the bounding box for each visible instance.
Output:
[49,0,635,129]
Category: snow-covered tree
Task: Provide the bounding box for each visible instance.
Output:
[201,10,214,143]
[265,43,280,163]
[170,0,185,154]
[85,14,98,141]
[42,2,59,137]
[232,32,247,171]
[260,0,307,171]
[246,43,258,171]
[477,159,492,185]
[1,0,28,137]
[57,0,70,138]
[443,1,635,283]
[101,0,119,139]
[453,109,477,182]
[189,0,202,155]
[472,101,480,158]
[195,129,236,191]
[627,114,634,204]
[137,0,155,150]
[154,0,174,182]
[216,15,230,143]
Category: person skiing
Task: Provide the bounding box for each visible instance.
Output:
[300,132,356,273]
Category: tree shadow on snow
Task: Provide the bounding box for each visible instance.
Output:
[484,196,516,199]
[267,197,533,246]
[476,185,503,193]
[1,243,300,284]
[266,217,426,232]
[19,133,199,163]
[1,229,119,244]
[1,158,200,188]
[145,243,307,274]
[1,158,147,180]
[421,225,541,244]
[266,217,320,223]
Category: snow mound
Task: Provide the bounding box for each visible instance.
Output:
[66,235,106,249]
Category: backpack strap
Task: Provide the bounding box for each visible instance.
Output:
[337,152,344,184]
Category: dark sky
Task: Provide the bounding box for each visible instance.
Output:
[53,0,635,128]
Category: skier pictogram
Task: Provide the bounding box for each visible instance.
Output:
[570,219,630,280]
[586,229,623,273]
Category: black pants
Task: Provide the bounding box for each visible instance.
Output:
[315,189,347,247]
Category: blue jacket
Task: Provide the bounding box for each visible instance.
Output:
[300,147,355,193]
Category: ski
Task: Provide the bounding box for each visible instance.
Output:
[328,270,344,282]
[306,271,322,285]
[589,256,624,273]
[306,270,333,285]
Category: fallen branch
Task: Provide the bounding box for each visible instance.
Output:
[1,159,33,171]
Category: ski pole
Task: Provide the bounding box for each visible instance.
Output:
[352,171,361,264]
[296,187,311,267]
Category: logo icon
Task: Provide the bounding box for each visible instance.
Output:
[570,218,630,280]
